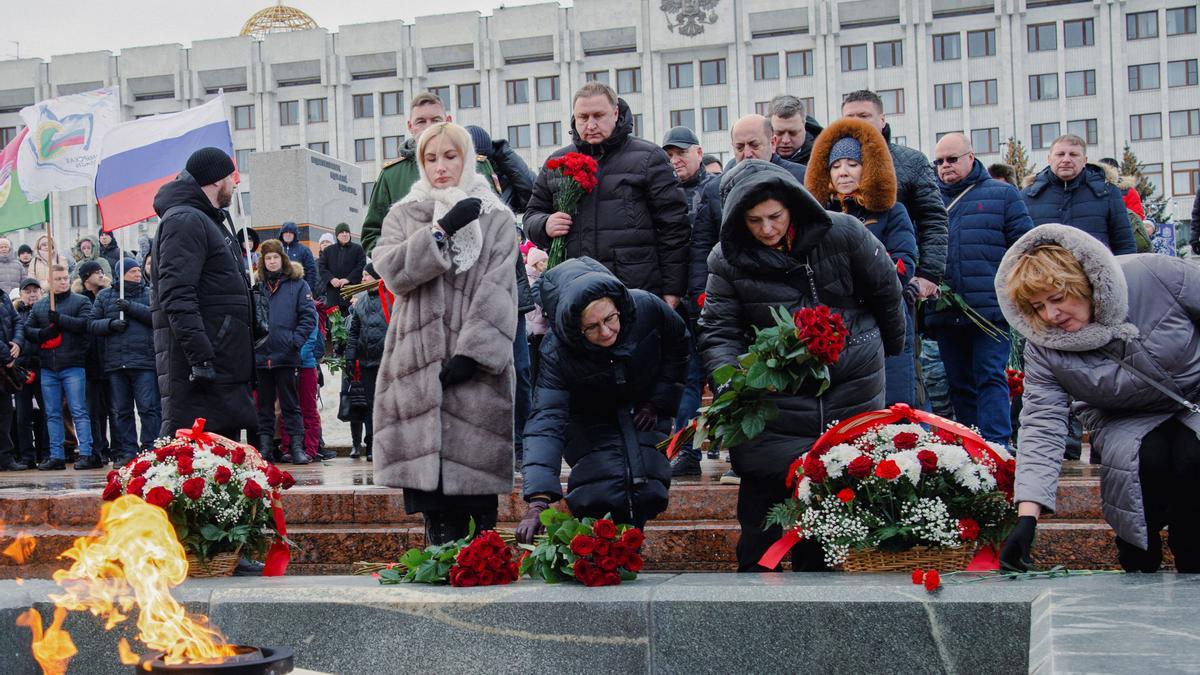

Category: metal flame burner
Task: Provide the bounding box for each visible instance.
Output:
[136,646,294,674]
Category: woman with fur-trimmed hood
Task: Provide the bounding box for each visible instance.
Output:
[996,223,1200,573]
[807,117,917,406]
[371,122,519,545]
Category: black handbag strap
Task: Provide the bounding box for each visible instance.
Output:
[1102,347,1200,416]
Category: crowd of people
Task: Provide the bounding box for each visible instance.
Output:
[4,80,1198,575]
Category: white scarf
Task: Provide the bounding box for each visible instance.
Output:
[397,172,508,273]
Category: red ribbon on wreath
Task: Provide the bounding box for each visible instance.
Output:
[263,492,291,576]
[176,418,215,446]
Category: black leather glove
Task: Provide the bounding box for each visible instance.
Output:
[114,298,131,312]
[47,309,59,324]
[189,361,217,386]
[516,500,550,544]
[999,515,1037,572]
[109,319,128,333]
[902,281,920,309]
[439,355,478,388]
[41,324,60,340]
[633,404,658,432]
[438,198,483,236]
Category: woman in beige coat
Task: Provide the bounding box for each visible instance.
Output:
[371,122,519,545]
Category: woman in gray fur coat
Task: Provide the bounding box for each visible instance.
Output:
[996,223,1199,573]
[371,122,519,545]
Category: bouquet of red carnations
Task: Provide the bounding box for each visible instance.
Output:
[543,151,599,270]
[519,509,644,586]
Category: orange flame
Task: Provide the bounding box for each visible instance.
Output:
[47,495,239,666]
[4,533,37,564]
[118,638,140,665]
[16,607,78,675]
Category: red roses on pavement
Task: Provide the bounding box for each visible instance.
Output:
[913,568,942,592]
[520,510,645,586]
[450,530,519,588]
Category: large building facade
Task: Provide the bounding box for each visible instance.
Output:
[0,0,1197,244]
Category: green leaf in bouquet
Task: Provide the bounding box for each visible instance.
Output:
[745,361,770,389]
[200,524,226,542]
[740,413,766,440]
[712,363,737,385]
[618,569,638,582]
[399,547,430,571]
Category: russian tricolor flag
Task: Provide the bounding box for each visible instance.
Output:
[95,95,236,231]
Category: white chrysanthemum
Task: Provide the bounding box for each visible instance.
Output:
[888,450,923,485]
[821,444,860,479]
[796,477,813,504]
[930,444,970,471]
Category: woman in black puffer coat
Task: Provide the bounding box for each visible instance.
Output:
[516,257,689,543]
[343,264,390,460]
[700,160,906,571]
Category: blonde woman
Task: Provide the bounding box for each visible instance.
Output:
[371,122,518,545]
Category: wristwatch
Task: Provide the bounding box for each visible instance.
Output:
[430,224,447,243]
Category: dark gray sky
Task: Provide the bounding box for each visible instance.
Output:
[2,0,554,61]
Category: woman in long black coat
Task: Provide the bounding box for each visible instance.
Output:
[699,160,906,571]
[516,257,689,542]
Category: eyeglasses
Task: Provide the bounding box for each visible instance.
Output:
[932,155,963,167]
[581,311,620,338]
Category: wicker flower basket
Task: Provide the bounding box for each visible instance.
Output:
[186,548,242,578]
[841,546,975,573]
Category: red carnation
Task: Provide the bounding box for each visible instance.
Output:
[893,432,919,450]
[874,459,901,480]
[101,480,123,501]
[911,568,924,585]
[545,158,562,171]
[917,449,939,474]
[923,569,941,592]
[933,428,960,445]
[802,452,828,483]
[154,447,175,462]
[696,292,706,308]
[896,259,906,276]
[243,480,264,500]
[127,476,147,497]
[231,447,247,465]
[836,488,856,503]
[847,455,874,479]
[570,535,596,556]
[182,477,206,500]
[106,469,119,483]
[958,518,980,541]
[593,519,617,540]
[176,456,194,476]
[621,528,645,548]
[265,465,283,487]
[211,446,228,458]
[214,466,232,484]
[145,486,173,508]
[131,460,151,477]
[280,471,296,490]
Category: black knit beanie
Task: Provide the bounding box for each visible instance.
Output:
[185,147,236,186]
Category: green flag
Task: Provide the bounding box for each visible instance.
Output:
[0,128,49,233]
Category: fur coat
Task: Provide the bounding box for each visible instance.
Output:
[996,223,1200,549]
[371,170,519,495]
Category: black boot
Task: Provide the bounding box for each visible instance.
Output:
[365,441,372,461]
[289,437,311,465]
[258,434,279,463]
[349,445,362,459]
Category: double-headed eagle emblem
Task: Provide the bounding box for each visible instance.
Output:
[661,0,719,37]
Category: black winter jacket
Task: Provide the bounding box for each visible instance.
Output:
[524,99,691,297]
[14,302,37,371]
[0,298,17,367]
[1022,164,1137,255]
[681,169,722,311]
[22,291,92,372]
[699,161,905,482]
[98,238,121,277]
[254,271,317,369]
[344,290,388,369]
[89,282,155,372]
[723,154,808,185]
[522,258,688,521]
[317,241,366,309]
[152,172,257,435]
[490,139,536,213]
[882,124,949,283]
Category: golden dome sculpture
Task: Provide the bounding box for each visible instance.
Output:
[240,2,319,40]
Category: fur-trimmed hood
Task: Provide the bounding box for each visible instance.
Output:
[805,117,897,213]
[995,223,1137,352]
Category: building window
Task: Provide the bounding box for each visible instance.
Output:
[1170,109,1200,137]
[70,205,87,229]
[1029,73,1059,101]
[1129,63,1161,91]
[700,59,726,85]
[458,83,480,109]
[354,138,375,162]
[280,144,299,150]
[508,124,530,148]
[381,91,403,116]
[754,54,780,80]
[353,93,374,119]
[670,109,696,130]
[506,79,529,105]
[0,127,16,148]
[235,149,253,174]
[893,136,907,147]
[969,79,998,106]
[1169,59,1199,87]
[935,131,962,143]
[787,50,814,77]
[874,40,902,68]
[1130,112,1163,141]
[586,70,609,85]
[1127,11,1159,40]
[1031,122,1060,150]
[971,128,1000,154]
[633,114,644,138]
[754,101,771,116]
[239,192,251,215]
[801,97,815,119]
[233,105,254,130]
[702,106,727,132]
[932,33,960,61]
[1065,70,1097,97]
[429,86,450,108]
[534,76,559,103]
[879,89,904,115]
[1174,160,1200,196]
[383,135,403,160]
[617,68,642,94]
[668,62,694,89]
[306,98,327,123]
[538,121,561,146]
[1067,119,1099,145]
[1167,6,1197,35]
[841,44,868,71]
[967,29,996,57]
[1027,23,1057,51]
[278,100,300,126]
[1064,18,1095,48]
[935,83,963,110]
[1144,163,1164,195]
[361,182,375,207]
[307,141,329,155]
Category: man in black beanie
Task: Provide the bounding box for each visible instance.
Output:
[150,146,257,439]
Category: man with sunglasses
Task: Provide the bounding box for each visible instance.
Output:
[926,133,1033,447]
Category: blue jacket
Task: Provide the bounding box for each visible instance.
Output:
[299,324,324,369]
[834,199,917,287]
[681,169,722,312]
[88,281,155,371]
[1022,165,1136,255]
[927,160,1034,328]
[280,222,320,293]
[254,270,317,369]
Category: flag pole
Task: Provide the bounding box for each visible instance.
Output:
[45,196,55,312]
[116,226,124,321]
